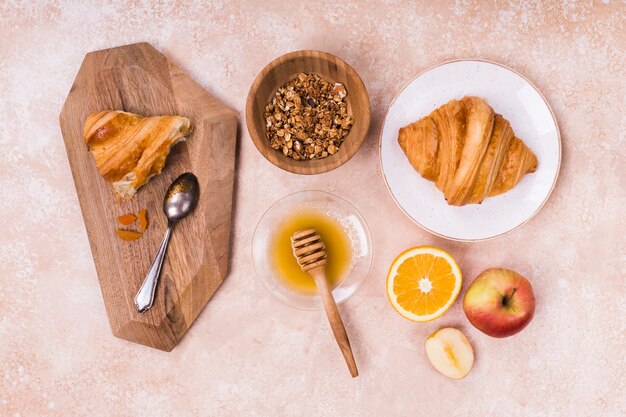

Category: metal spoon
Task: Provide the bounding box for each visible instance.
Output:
[134,173,199,313]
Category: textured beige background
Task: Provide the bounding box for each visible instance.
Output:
[1,1,625,416]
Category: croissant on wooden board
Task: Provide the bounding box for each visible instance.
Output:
[83,110,192,201]
[398,96,538,206]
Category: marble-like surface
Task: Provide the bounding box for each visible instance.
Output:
[1,1,624,416]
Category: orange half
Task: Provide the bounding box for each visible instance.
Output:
[386,246,462,322]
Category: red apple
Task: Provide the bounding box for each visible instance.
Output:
[463,268,535,338]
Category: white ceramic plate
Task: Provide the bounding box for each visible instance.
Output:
[380,60,561,241]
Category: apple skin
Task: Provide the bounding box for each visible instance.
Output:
[463,268,535,338]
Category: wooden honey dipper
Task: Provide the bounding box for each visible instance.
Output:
[291,228,359,378]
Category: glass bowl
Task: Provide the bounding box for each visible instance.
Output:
[252,190,372,310]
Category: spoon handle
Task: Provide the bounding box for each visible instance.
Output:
[135,224,173,313]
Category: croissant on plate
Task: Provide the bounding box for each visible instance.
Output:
[398,96,538,206]
[83,110,192,201]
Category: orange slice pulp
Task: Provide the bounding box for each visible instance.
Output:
[386,246,462,322]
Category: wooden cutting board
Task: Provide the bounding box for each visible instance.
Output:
[59,43,238,351]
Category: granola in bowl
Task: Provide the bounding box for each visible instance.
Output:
[264,73,354,160]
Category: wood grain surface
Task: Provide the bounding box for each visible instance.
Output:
[246,50,370,175]
[59,42,238,351]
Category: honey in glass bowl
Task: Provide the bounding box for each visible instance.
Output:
[270,209,352,294]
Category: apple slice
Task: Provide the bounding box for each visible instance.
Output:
[425,327,474,379]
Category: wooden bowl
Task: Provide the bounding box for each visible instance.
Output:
[246,50,371,175]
